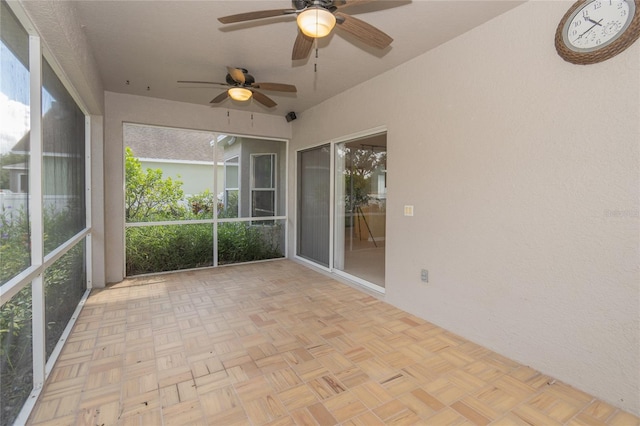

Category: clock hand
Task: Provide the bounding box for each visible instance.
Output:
[585,17,604,26]
[574,18,604,42]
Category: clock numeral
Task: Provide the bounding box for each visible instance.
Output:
[582,10,590,18]
[620,9,627,16]
[593,1,602,9]
[573,20,583,28]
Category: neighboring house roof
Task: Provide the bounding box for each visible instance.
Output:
[2,162,27,171]
[124,124,224,162]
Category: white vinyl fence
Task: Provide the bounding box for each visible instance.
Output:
[0,192,74,219]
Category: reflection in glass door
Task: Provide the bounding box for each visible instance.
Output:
[334,134,386,288]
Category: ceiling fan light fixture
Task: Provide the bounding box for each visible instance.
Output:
[297,7,336,38]
[228,87,252,101]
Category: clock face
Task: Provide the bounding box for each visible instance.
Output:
[563,0,636,52]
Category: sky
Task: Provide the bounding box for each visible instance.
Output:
[1,41,55,155]
[1,42,29,154]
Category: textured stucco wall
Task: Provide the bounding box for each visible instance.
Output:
[20,0,104,115]
[289,1,640,416]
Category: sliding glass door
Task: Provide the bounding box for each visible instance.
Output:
[334,134,387,288]
[297,145,331,266]
[295,132,386,290]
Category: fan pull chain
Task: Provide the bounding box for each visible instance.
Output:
[314,37,319,73]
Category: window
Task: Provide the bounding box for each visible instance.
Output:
[18,173,27,192]
[124,127,287,274]
[217,140,286,266]
[42,57,86,255]
[223,156,239,218]
[124,124,217,275]
[1,5,33,421]
[251,153,276,217]
[0,0,31,286]
[0,2,90,423]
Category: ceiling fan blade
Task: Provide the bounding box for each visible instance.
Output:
[227,67,246,84]
[251,90,277,108]
[292,31,313,60]
[210,91,229,104]
[334,0,376,9]
[218,9,296,24]
[252,82,297,93]
[177,80,227,86]
[335,12,393,49]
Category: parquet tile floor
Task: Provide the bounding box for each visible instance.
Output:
[28,260,639,425]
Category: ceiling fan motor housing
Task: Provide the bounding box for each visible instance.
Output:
[226,71,255,86]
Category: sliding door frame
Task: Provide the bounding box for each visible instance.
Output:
[294,126,387,294]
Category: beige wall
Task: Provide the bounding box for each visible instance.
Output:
[104,92,291,284]
[136,161,222,197]
[289,1,639,416]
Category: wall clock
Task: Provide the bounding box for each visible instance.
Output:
[555,0,640,64]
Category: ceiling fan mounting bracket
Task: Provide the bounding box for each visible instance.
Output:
[295,0,337,13]
[226,71,255,87]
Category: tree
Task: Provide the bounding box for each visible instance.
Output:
[125,147,185,221]
[347,147,386,180]
[343,146,386,211]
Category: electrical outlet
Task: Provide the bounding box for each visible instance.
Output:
[421,269,428,282]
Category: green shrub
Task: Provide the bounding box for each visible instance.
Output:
[0,285,32,426]
[126,224,214,276]
[1,207,85,426]
[0,207,30,286]
[126,221,284,275]
[218,222,283,265]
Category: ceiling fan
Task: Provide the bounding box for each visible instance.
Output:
[218,0,394,60]
[178,67,297,108]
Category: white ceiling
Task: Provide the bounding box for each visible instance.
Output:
[74,0,525,117]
